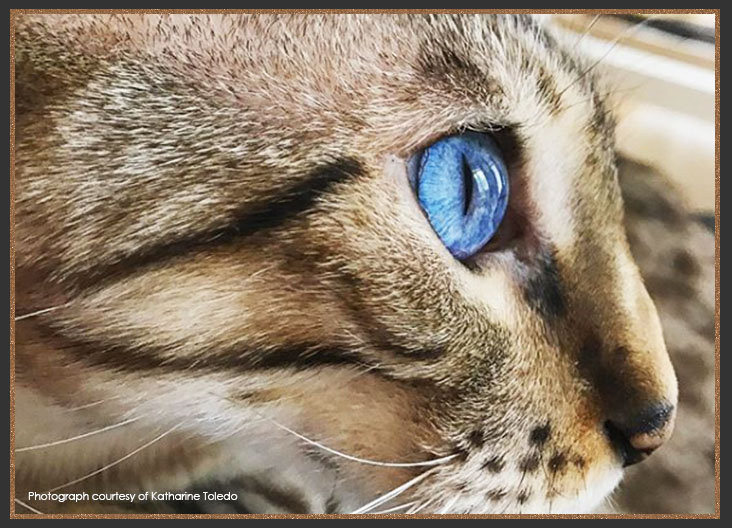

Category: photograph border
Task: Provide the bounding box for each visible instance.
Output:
[8,8,721,519]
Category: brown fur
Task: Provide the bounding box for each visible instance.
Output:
[14,14,677,513]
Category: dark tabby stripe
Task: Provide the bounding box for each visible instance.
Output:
[536,64,563,116]
[522,249,567,320]
[76,157,364,289]
[332,268,446,361]
[31,321,372,375]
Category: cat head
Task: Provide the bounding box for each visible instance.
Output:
[15,14,677,513]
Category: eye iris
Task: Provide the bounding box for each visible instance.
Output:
[413,131,509,260]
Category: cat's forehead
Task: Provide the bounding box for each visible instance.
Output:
[22,14,601,145]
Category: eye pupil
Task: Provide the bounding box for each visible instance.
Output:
[411,131,509,260]
[461,154,473,216]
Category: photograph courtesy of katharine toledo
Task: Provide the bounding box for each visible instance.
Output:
[11,10,718,518]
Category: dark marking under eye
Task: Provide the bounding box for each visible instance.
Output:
[523,251,567,320]
[78,157,364,288]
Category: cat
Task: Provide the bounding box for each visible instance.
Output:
[14,14,680,514]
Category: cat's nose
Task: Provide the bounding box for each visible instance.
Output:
[604,403,676,466]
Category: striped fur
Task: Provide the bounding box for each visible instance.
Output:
[14,14,677,514]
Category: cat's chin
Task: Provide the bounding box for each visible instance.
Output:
[404,463,625,515]
[503,466,624,515]
[512,467,624,515]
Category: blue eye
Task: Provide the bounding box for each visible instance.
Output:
[410,131,509,260]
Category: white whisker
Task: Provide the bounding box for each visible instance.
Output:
[557,14,659,97]
[15,304,69,321]
[268,417,457,468]
[61,399,110,412]
[16,416,140,452]
[407,497,436,514]
[573,14,602,49]
[351,467,439,514]
[45,422,182,493]
[15,498,44,514]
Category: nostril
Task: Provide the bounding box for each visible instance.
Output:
[604,420,651,467]
[604,403,676,467]
[624,404,675,451]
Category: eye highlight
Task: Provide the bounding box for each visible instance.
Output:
[410,131,510,260]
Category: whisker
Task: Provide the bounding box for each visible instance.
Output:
[553,84,643,116]
[61,399,111,412]
[351,467,439,514]
[45,422,182,493]
[267,417,457,469]
[15,304,69,321]
[573,14,603,49]
[15,498,44,514]
[16,416,141,452]
[557,14,659,98]
[407,497,436,514]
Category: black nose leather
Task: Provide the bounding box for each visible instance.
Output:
[604,404,675,467]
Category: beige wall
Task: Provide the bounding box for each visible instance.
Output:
[551,15,716,213]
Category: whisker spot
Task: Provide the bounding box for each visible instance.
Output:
[517,489,532,504]
[482,455,505,473]
[486,489,507,502]
[529,423,551,448]
[549,452,568,473]
[519,454,540,473]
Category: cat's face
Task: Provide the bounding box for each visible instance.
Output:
[15,14,677,514]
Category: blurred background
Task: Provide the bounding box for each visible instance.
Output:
[551,13,715,215]
[548,14,717,514]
